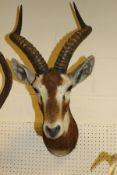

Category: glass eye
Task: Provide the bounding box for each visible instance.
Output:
[63,94,65,101]
[66,85,73,92]
[40,96,43,103]
[33,87,39,93]
[33,88,43,104]
[63,86,72,101]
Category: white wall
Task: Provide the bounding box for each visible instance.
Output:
[0,0,117,124]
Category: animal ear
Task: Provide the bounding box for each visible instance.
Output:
[12,58,36,84]
[68,56,95,86]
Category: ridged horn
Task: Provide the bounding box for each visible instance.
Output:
[54,2,92,73]
[9,5,48,74]
[0,52,12,108]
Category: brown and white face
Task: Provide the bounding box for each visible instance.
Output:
[12,56,94,139]
[33,71,72,139]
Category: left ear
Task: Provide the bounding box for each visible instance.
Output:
[12,58,36,85]
[68,55,95,86]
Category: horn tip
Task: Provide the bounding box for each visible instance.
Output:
[20,4,23,11]
[19,4,23,15]
[72,1,88,28]
[10,4,23,35]
[72,1,77,11]
[73,1,76,7]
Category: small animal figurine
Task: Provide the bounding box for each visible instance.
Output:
[11,2,94,156]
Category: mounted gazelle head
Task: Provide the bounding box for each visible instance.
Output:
[10,2,94,156]
[0,52,12,108]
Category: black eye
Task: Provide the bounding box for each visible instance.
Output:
[40,96,43,103]
[33,87,43,104]
[63,94,65,101]
[33,88,39,93]
[66,85,73,92]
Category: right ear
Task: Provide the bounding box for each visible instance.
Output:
[12,58,36,85]
[68,55,95,87]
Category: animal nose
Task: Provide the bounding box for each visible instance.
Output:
[45,125,61,138]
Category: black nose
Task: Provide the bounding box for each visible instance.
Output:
[45,125,61,138]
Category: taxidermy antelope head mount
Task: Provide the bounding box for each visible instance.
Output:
[11,2,95,156]
[0,53,12,109]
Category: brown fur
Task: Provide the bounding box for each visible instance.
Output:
[42,70,62,96]
[62,100,70,117]
[43,109,78,156]
[42,70,62,122]
[46,98,59,122]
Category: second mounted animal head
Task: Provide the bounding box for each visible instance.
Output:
[10,2,95,156]
[0,53,12,109]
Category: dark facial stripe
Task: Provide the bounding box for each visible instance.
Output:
[46,98,59,122]
[41,70,63,121]
[42,70,62,95]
